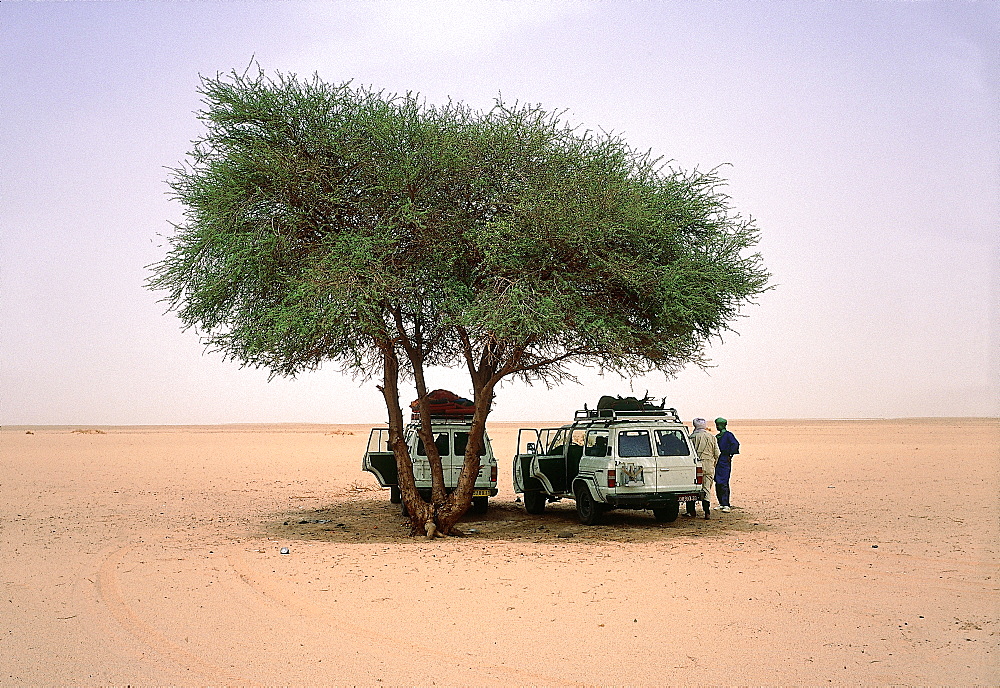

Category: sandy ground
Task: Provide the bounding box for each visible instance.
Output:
[1,418,997,686]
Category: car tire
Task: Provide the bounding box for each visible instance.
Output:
[389,486,401,504]
[523,490,546,514]
[575,484,601,525]
[472,496,489,514]
[653,499,680,523]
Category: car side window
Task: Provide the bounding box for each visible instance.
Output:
[618,430,652,457]
[584,430,610,457]
[453,431,486,457]
[654,429,689,456]
[416,432,450,457]
[546,428,569,456]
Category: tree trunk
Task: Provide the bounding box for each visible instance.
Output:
[377,341,434,536]
[410,363,448,505]
[388,309,447,533]
[378,333,504,538]
[434,378,496,534]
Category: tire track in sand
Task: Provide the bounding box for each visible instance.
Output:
[224,544,582,686]
[88,543,246,685]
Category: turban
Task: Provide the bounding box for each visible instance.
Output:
[693,418,707,430]
[715,417,727,428]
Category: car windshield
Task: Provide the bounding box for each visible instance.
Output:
[617,430,652,457]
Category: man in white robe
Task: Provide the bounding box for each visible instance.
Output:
[688,417,719,519]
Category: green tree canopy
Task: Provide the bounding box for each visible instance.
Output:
[149,69,769,535]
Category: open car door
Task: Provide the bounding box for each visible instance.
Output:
[513,428,540,493]
[530,427,571,495]
[362,427,398,489]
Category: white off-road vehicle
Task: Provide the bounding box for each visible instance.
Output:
[363,418,499,514]
[513,406,704,524]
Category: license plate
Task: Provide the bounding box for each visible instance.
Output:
[676,494,699,502]
[473,489,490,497]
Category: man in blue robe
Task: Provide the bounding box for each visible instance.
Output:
[714,417,740,513]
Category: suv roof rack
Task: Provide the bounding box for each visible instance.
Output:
[573,407,682,423]
[409,412,475,424]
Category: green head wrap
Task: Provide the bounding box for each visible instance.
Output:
[714,417,727,429]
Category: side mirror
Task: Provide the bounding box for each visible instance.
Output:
[526,442,536,454]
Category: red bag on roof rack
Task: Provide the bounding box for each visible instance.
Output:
[410,389,475,419]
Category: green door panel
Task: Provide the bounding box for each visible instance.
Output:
[535,456,567,493]
[366,451,398,487]
[519,454,544,491]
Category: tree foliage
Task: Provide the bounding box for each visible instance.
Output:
[149,69,770,535]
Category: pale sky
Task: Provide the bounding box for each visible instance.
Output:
[2,1,997,425]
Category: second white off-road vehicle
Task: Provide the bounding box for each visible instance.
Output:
[513,405,704,524]
[363,418,499,514]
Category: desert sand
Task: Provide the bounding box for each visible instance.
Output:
[1,418,997,685]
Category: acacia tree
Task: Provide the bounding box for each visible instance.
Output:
[149,69,769,536]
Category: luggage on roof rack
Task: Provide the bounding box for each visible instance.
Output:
[596,394,664,412]
[409,389,475,421]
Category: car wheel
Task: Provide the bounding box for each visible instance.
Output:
[389,486,401,504]
[472,496,489,514]
[575,484,601,525]
[523,490,546,514]
[653,499,680,523]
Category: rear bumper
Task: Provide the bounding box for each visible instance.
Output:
[606,492,703,509]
